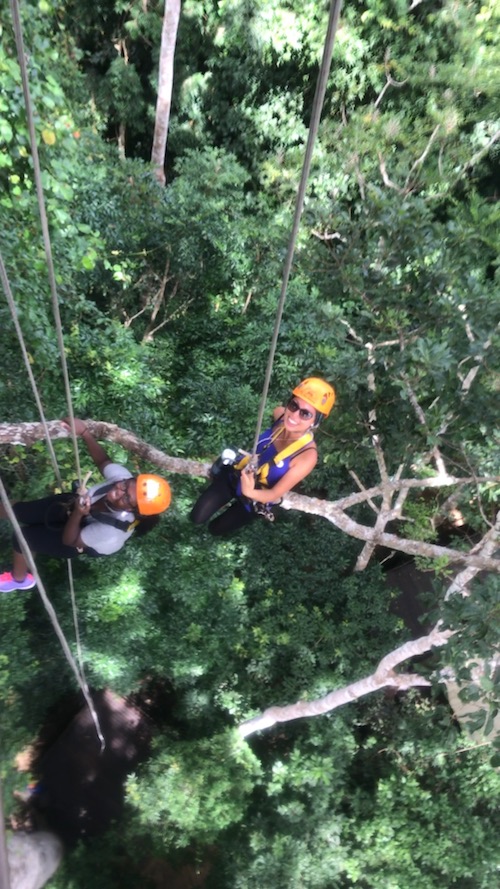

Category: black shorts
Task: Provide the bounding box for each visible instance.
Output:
[12,494,82,559]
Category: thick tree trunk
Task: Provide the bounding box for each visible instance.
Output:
[151,0,181,186]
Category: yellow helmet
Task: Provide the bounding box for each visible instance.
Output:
[292,377,336,417]
[136,474,172,516]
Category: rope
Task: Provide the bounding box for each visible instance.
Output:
[8,0,104,747]
[0,477,105,751]
[66,471,93,678]
[250,0,343,460]
[0,251,94,733]
[0,252,62,488]
[66,560,87,679]
[9,0,82,485]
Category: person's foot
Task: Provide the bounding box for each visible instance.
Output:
[0,571,36,593]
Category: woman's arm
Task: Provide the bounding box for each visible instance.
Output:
[61,493,91,550]
[240,447,317,504]
[61,418,112,474]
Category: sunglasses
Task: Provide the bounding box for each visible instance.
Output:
[286,398,314,421]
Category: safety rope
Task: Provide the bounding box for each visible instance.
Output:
[0,252,63,488]
[0,478,105,751]
[9,0,82,485]
[1,251,89,694]
[8,0,104,745]
[250,0,343,461]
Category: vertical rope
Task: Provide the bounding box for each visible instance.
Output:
[7,1,105,747]
[0,253,63,487]
[0,254,94,734]
[0,478,105,751]
[9,0,82,484]
[66,560,87,679]
[250,0,343,459]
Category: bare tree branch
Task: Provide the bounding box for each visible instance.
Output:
[284,492,500,573]
[378,152,405,193]
[0,420,211,479]
[373,52,408,110]
[239,631,445,738]
[404,124,441,189]
[463,128,500,175]
[239,517,500,737]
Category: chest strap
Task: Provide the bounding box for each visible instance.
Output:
[234,427,314,488]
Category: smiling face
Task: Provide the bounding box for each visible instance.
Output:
[106,479,138,512]
[284,396,316,433]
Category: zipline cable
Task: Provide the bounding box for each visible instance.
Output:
[0,477,105,751]
[0,252,63,488]
[9,0,82,485]
[250,0,343,460]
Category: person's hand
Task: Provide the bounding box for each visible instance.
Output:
[60,417,88,436]
[240,467,256,498]
[73,492,91,516]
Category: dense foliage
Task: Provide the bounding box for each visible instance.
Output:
[0,0,499,886]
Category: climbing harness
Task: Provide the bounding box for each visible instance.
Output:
[234,426,315,488]
[232,423,316,521]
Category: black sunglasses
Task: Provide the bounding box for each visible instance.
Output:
[286,398,314,421]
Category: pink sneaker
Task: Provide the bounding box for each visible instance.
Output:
[0,571,36,593]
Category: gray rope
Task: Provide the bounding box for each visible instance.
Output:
[0,252,62,487]
[9,0,82,484]
[250,0,343,460]
[8,0,103,747]
[0,477,105,751]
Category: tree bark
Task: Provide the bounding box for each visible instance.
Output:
[151,0,181,186]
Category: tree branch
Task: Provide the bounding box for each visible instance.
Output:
[0,421,498,573]
[239,520,500,738]
[239,630,446,738]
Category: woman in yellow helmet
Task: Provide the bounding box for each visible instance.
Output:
[0,419,172,593]
[190,377,335,536]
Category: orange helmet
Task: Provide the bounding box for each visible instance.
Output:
[136,474,171,516]
[292,377,336,417]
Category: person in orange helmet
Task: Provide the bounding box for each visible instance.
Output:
[190,377,335,535]
[0,419,171,593]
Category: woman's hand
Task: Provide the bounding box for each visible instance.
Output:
[73,493,91,517]
[62,493,89,548]
[240,467,256,499]
[60,417,88,436]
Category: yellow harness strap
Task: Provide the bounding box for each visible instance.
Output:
[234,426,314,488]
